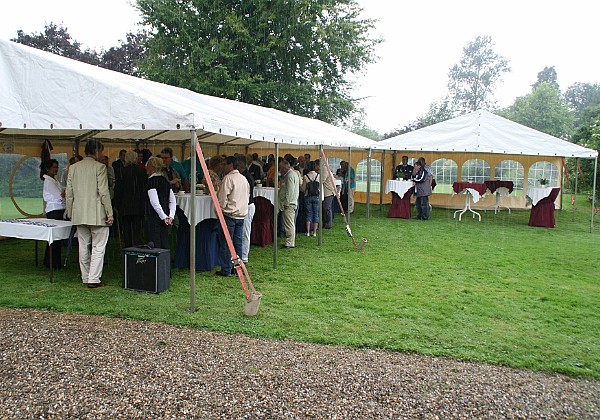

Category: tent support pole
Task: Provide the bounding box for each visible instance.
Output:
[318,145,324,247]
[273,143,279,268]
[347,147,351,225]
[366,148,372,219]
[379,150,385,212]
[574,158,579,207]
[189,129,197,312]
[590,156,597,233]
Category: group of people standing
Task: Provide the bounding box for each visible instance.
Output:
[39,141,355,285]
[394,155,435,221]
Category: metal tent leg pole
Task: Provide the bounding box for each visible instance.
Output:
[189,129,197,312]
[347,147,351,225]
[590,157,598,233]
[273,143,279,269]
[379,150,385,212]
[366,148,372,219]
[318,145,324,247]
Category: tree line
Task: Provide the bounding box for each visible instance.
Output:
[10,1,600,192]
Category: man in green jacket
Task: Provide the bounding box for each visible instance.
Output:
[278,159,300,248]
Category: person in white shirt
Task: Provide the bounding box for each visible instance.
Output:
[40,159,66,269]
[145,156,176,249]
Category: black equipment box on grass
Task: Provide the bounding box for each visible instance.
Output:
[123,247,171,293]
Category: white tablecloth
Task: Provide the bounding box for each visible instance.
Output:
[175,193,217,226]
[0,218,74,244]
[253,187,275,206]
[526,187,554,206]
[385,179,414,199]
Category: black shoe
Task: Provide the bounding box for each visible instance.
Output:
[87,282,103,288]
[281,245,295,249]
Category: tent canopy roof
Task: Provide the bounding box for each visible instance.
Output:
[372,110,597,159]
[0,39,374,150]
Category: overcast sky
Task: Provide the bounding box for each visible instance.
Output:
[2,0,599,134]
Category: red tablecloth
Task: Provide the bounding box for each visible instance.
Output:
[528,188,560,228]
[484,180,514,194]
[452,182,487,196]
[251,196,274,246]
[387,189,413,219]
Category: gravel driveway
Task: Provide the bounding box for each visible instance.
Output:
[1,308,598,418]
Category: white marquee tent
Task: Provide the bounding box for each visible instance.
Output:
[0,38,376,311]
[371,110,597,158]
[0,39,374,150]
[369,110,597,230]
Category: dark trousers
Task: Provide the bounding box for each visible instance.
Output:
[218,216,244,276]
[416,196,430,220]
[121,215,144,248]
[146,215,169,249]
[44,209,65,269]
[323,195,334,228]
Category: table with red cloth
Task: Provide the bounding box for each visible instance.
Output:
[452,182,487,221]
[174,193,221,272]
[484,180,514,213]
[251,187,275,246]
[526,187,560,228]
[385,179,414,219]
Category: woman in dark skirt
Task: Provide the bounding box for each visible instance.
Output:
[40,159,66,269]
[114,151,147,248]
[145,156,175,249]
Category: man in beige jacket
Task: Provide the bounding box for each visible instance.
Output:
[66,139,114,288]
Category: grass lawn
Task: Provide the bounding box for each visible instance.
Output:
[1,195,599,379]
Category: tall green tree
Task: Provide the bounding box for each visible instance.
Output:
[500,83,574,139]
[447,35,511,114]
[532,65,559,91]
[135,0,380,124]
[569,106,600,192]
[564,82,600,127]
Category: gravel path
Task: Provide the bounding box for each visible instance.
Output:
[1,308,598,419]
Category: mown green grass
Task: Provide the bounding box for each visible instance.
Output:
[1,196,598,379]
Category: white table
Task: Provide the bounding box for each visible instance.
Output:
[175,193,217,226]
[526,187,555,206]
[253,187,275,206]
[0,218,74,282]
[385,179,414,199]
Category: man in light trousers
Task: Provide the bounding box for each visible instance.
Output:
[66,139,114,288]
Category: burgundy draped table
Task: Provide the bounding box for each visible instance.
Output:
[251,196,274,246]
[484,180,514,194]
[527,187,560,228]
[387,191,414,219]
[385,180,414,219]
[452,182,488,196]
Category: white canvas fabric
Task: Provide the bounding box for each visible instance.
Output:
[0,39,374,149]
[372,110,597,158]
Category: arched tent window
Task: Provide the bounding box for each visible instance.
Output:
[495,160,525,196]
[327,157,342,176]
[356,158,381,193]
[461,159,491,183]
[431,159,457,194]
[528,161,559,187]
